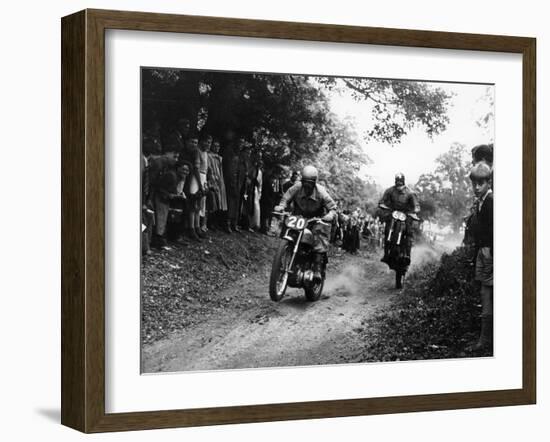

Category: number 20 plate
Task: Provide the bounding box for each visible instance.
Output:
[285,215,306,230]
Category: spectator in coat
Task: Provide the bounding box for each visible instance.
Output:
[198,133,212,233]
[260,165,284,235]
[222,139,241,233]
[178,135,203,241]
[207,139,228,231]
[237,140,252,229]
[247,153,263,231]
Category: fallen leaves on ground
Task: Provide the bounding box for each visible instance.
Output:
[141,231,276,345]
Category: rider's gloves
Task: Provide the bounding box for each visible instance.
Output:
[274,205,284,213]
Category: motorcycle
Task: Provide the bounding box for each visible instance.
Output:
[269,212,328,302]
[379,204,419,289]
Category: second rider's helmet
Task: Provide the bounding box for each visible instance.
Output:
[395,172,405,186]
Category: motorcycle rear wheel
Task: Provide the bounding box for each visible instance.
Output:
[395,270,405,289]
[269,241,293,302]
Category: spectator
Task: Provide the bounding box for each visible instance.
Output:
[283,170,300,193]
[167,161,192,241]
[347,210,361,254]
[465,143,494,245]
[341,210,351,251]
[247,153,263,231]
[468,161,494,352]
[237,138,251,230]
[179,135,203,241]
[141,153,154,255]
[260,165,284,235]
[150,149,184,249]
[222,138,241,233]
[207,139,228,231]
[198,133,212,233]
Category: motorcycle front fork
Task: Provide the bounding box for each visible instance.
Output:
[285,229,303,273]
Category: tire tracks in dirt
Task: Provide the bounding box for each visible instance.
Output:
[142,249,398,373]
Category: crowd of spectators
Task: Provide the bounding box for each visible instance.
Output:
[141,116,391,257]
[329,209,385,255]
[141,118,291,253]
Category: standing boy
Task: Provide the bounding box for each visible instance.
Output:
[468,161,494,352]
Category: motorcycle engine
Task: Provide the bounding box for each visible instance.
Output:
[301,269,316,288]
[291,269,316,288]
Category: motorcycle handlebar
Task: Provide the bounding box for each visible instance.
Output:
[379,206,421,221]
[272,212,329,226]
[308,217,330,226]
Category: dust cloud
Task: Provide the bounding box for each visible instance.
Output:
[410,237,462,269]
[323,264,365,296]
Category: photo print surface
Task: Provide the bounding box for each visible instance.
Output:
[140,67,494,374]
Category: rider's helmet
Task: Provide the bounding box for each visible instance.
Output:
[469,161,492,182]
[301,165,319,183]
[395,172,405,186]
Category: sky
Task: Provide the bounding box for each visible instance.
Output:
[328,81,494,188]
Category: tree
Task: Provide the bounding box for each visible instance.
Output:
[475,86,495,142]
[414,143,473,231]
[316,77,452,144]
[142,68,452,211]
[142,68,379,206]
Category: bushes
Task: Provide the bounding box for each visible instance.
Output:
[356,246,488,362]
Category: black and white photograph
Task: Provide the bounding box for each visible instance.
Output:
[140,67,494,373]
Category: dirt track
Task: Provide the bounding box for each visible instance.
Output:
[142,248,399,373]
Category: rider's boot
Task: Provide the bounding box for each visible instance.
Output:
[312,253,324,282]
[404,240,412,266]
[380,243,389,263]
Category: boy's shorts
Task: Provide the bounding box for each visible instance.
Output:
[475,246,493,287]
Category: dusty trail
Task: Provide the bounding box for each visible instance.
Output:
[142,250,398,373]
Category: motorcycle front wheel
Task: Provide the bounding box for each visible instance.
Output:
[269,240,293,302]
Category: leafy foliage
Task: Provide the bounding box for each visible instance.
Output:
[317,77,452,144]
[414,143,473,231]
[475,86,495,141]
[143,69,451,209]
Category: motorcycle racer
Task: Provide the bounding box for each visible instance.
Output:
[274,165,337,281]
[379,172,420,264]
